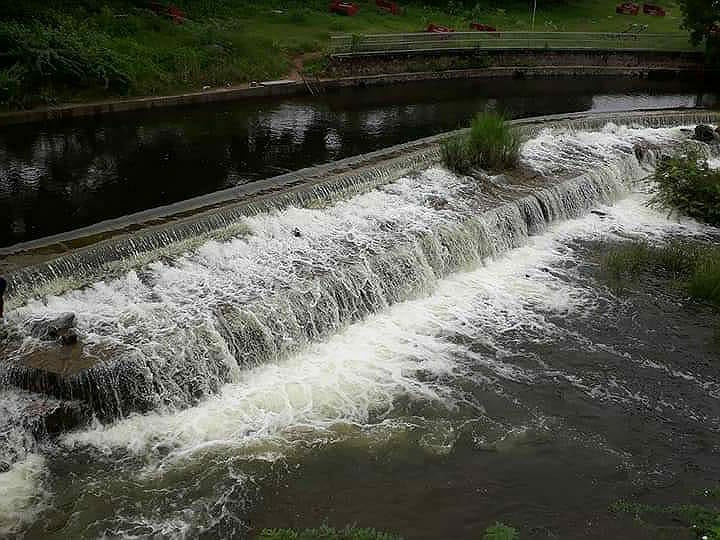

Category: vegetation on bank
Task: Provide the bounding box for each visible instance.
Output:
[651,151,720,226]
[602,240,720,305]
[0,0,692,109]
[441,111,520,174]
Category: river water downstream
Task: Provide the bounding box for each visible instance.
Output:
[1,109,719,538]
[0,77,716,247]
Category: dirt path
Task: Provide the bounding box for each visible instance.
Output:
[288,52,325,80]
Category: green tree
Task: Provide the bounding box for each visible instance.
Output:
[678,0,720,61]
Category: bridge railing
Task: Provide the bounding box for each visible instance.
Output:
[329,32,695,56]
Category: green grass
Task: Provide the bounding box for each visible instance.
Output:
[601,240,720,305]
[441,111,519,174]
[0,0,692,109]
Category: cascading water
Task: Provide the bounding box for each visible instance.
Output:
[1,111,720,538]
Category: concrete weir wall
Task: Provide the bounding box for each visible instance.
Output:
[2,108,719,421]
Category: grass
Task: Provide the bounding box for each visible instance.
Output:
[651,152,720,227]
[601,240,720,305]
[441,111,520,174]
[0,0,692,109]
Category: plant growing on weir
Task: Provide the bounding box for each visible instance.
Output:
[441,111,520,175]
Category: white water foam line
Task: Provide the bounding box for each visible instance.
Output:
[0,453,48,537]
[60,187,714,469]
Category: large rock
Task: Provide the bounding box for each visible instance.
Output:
[28,312,76,341]
[694,124,719,143]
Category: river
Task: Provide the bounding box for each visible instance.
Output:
[0,77,716,247]
[1,109,719,538]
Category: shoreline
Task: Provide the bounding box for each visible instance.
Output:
[0,61,712,127]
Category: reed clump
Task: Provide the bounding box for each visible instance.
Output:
[602,240,720,305]
[441,112,520,175]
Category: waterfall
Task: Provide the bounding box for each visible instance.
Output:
[0,110,718,421]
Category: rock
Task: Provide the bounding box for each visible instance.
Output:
[591,210,608,217]
[292,227,302,238]
[693,124,719,143]
[60,330,78,346]
[427,195,449,210]
[28,313,76,341]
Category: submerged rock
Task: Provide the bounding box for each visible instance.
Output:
[694,124,719,143]
[28,313,76,342]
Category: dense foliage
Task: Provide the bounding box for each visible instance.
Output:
[441,112,520,174]
[650,151,720,226]
[678,0,720,60]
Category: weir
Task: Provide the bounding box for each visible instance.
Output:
[0,109,718,423]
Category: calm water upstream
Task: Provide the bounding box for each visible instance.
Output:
[1,115,720,538]
[0,77,716,247]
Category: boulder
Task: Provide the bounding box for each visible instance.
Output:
[693,124,719,143]
[28,313,76,341]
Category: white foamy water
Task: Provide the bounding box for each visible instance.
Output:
[0,454,48,537]
[710,157,720,170]
[62,187,711,468]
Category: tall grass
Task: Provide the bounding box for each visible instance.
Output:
[602,240,720,305]
[650,151,720,226]
[441,112,520,174]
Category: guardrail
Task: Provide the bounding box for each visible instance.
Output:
[330,32,696,56]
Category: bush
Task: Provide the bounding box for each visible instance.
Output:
[441,112,520,175]
[650,151,720,226]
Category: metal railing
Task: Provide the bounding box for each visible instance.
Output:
[330,32,696,56]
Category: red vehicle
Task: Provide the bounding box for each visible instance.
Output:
[470,23,497,31]
[376,0,401,15]
[329,1,359,16]
[426,23,454,33]
[643,3,666,16]
[616,2,640,15]
[149,2,186,23]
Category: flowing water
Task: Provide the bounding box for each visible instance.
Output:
[1,114,720,538]
[0,77,716,246]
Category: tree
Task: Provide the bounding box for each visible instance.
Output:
[678,0,720,61]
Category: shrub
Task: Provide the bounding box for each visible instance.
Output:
[441,112,520,175]
[650,151,720,226]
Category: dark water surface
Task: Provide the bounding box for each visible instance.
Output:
[0,77,716,247]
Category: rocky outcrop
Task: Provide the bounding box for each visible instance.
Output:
[694,124,720,143]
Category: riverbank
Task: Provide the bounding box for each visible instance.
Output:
[0,0,694,110]
[0,58,713,126]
